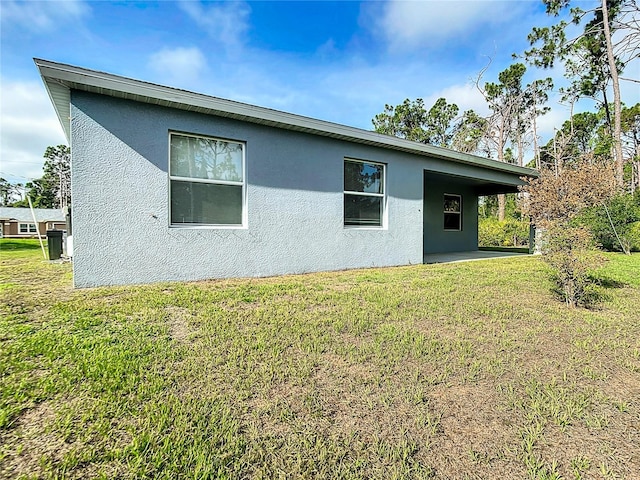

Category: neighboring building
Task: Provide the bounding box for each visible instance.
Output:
[36,58,536,288]
[0,207,66,238]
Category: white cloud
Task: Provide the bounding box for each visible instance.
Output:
[0,79,66,183]
[148,47,208,86]
[535,104,572,141]
[0,0,90,32]
[178,1,251,51]
[426,82,489,116]
[372,0,531,51]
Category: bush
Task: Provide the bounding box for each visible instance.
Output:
[541,224,606,308]
[579,193,640,253]
[478,217,530,247]
[520,161,616,307]
[626,221,640,252]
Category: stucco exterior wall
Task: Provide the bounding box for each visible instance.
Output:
[70,91,520,287]
[71,92,424,286]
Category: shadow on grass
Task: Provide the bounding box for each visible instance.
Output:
[546,273,623,310]
[591,275,628,289]
[0,239,44,251]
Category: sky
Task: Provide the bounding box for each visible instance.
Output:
[1,0,638,185]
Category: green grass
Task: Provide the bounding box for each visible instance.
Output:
[0,240,45,252]
[1,238,639,479]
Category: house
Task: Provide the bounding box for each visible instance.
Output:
[0,207,66,238]
[36,58,536,288]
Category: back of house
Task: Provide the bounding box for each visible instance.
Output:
[36,59,534,287]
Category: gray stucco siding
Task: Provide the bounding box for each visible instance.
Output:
[71,91,432,287]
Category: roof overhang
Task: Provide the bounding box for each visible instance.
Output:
[35,58,538,180]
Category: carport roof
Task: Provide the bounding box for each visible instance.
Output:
[35,57,537,180]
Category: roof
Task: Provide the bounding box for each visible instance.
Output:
[0,207,65,223]
[35,58,537,178]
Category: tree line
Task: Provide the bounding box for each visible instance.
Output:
[372,0,640,306]
[372,0,639,220]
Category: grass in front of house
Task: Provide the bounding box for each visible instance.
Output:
[1,238,639,479]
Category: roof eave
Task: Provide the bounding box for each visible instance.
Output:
[34,58,538,178]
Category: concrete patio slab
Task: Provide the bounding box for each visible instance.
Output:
[424,250,529,264]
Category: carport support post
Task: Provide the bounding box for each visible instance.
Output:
[528,220,536,254]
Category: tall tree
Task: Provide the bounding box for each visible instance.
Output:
[0,179,24,206]
[13,145,72,209]
[451,110,489,155]
[424,98,460,147]
[372,97,462,148]
[524,78,554,169]
[43,145,71,209]
[22,178,57,208]
[477,63,527,220]
[492,64,525,163]
[373,98,430,143]
[524,0,635,187]
[621,103,640,191]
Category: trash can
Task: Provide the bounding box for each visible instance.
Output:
[47,230,64,260]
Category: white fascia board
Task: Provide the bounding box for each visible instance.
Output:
[34,58,537,178]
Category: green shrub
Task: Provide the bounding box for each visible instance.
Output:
[579,193,640,253]
[478,217,530,247]
[626,221,640,252]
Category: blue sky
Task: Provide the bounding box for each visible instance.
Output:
[1,0,638,184]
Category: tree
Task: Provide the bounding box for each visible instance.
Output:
[621,103,640,191]
[520,159,616,306]
[524,0,637,187]
[524,78,554,169]
[43,145,71,209]
[476,63,552,220]
[424,98,460,147]
[451,110,489,155]
[21,178,57,208]
[12,145,71,209]
[579,191,640,253]
[372,97,463,148]
[0,178,25,206]
[539,110,612,171]
[373,98,430,143]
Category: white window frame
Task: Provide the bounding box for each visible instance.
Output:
[168,131,246,228]
[343,158,386,229]
[443,193,462,231]
[19,223,38,234]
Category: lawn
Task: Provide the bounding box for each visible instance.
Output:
[1,239,639,479]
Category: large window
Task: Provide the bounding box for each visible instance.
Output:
[444,194,462,231]
[169,132,245,226]
[19,223,38,234]
[344,159,385,227]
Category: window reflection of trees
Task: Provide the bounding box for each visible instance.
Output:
[344,161,383,193]
[444,196,461,212]
[171,135,242,182]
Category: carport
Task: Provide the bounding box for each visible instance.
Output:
[422,169,527,258]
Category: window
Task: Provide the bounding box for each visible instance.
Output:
[344,159,385,227]
[19,223,38,234]
[169,132,245,226]
[444,194,462,231]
